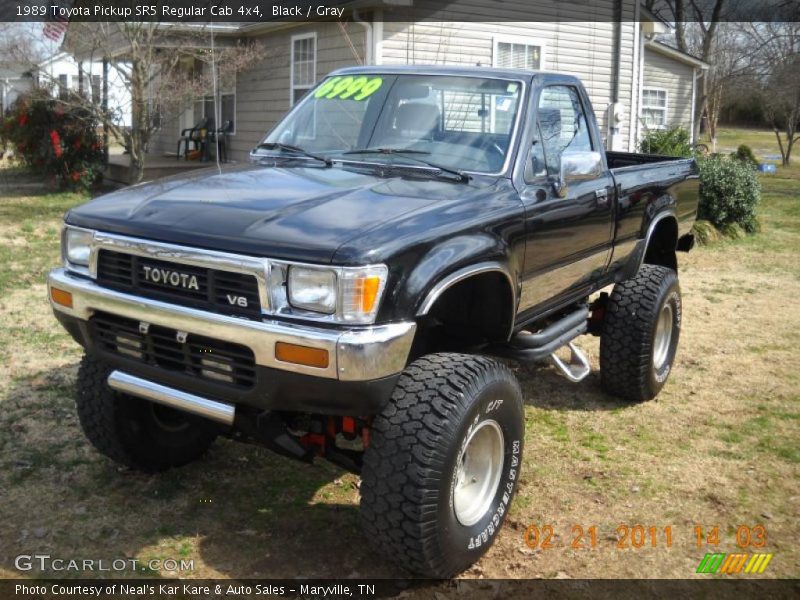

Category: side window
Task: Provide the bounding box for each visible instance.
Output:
[524,122,548,182]
[537,86,593,176]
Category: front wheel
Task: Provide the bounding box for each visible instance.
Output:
[600,264,682,401]
[359,354,524,577]
[75,354,219,473]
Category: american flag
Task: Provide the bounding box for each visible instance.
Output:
[43,0,74,43]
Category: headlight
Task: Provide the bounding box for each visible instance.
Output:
[63,227,93,267]
[288,267,337,314]
[285,264,388,324]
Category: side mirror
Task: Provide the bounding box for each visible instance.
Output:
[554,150,604,198]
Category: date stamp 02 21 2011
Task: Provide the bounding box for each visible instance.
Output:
[522,523,768,551]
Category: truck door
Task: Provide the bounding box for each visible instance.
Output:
[517,84,615,314]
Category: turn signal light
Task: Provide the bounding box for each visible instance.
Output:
[50,287,73,308]
[355,276,381,313]
[275,342,329,369]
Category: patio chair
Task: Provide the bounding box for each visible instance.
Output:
[210,120,233,163]
[176,117,209,161]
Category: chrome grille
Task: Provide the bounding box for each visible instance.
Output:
[96,250,261,320]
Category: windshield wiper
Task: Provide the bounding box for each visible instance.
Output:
[341,148,471,182]
[254,142,332,167]
[343,147,431,156]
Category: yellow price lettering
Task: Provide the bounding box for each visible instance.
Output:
[314,76,384,101]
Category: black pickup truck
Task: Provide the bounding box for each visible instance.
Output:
[48,66,698,577]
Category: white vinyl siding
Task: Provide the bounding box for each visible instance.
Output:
[291,32,316,106]
[642,46,695,133]
[641,88,667,128]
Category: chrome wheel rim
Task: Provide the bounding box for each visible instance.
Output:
[653,303,674,370]
[453,419,504,527]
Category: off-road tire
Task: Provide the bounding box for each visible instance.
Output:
[360,353,524,577]
[600,264,682,402]
[75,354,219,473]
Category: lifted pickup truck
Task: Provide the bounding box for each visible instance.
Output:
[49,66,697,577]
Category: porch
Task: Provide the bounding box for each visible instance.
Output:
[104,154,222,186]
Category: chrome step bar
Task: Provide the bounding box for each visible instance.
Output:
[107,371,235,426]
[549,342,592,383]
[488,306,593,383]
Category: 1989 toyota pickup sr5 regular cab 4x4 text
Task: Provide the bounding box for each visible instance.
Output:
[48,66,698,577]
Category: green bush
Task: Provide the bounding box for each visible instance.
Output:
[638,126,694,158]
[3,89,104,190]
[697,156,761,234]
[731,144,758,167]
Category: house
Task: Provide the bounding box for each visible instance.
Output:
[0,65,33,114]
[1,51,131,127]
[35,52,132,127]
[66,0,708,164]
[639,39,708,142]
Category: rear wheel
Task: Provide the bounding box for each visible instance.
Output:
[600,265,682,401]
[360,353,524,577]
[75,354,219,473]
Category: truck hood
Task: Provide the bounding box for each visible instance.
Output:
[66,164,498,264]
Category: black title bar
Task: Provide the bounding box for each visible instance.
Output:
[2,0,799,23]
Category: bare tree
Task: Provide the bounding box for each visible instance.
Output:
[648,0,735,150]
[0,23,46,70]
[63,22,264,184]
[762,59,800,166]
[740,22,800,165]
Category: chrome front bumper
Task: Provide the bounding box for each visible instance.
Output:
[48,268,416,382]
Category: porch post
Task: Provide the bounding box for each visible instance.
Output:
[102,58,109,166]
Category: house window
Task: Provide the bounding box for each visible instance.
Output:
[58,74,69,99]
[291,33,316,106]
[91,74,101,104]
[493,37,545,70]
[197,93,236,134]
[641,88,668,128]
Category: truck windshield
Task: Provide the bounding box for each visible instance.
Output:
[257,74,524,174]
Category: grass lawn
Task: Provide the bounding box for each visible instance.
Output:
[715,127,784,161]
[0,130,797,582]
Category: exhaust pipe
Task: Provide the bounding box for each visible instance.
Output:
[107,371,235,426]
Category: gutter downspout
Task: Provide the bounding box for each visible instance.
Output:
[607,0,624,150]
[691,67,701,144]
[353,10,374,65]
[629,0,641,151]
[611,0,622,106]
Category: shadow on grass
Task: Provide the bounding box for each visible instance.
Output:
[513,361,635,413]
[0,364,404,579]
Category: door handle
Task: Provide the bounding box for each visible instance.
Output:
[595,189,610,208]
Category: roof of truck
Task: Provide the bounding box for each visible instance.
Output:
[329,64,545,82]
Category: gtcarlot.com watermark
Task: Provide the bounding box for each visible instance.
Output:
[15,554,194,573]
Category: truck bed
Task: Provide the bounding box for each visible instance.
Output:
[606,151,700,244]
[606,150,688,170]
